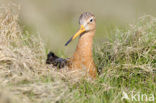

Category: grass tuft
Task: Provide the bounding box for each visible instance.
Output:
[0,5,71,103]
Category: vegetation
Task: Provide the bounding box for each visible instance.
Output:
[0,5,155,103]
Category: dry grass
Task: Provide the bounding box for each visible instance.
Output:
[0,4,76,103]
[95,15,156,73]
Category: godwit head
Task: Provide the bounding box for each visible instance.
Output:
[65,12,96,46]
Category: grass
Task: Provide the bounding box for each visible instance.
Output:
[0,5,155,103]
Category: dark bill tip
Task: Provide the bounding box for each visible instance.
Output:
[65,37,73,46]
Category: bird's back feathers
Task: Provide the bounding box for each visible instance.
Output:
[46,52,68,68]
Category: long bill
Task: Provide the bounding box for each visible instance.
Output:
[65,25,86,46]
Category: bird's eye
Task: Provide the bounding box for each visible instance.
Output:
[90,19,93,22]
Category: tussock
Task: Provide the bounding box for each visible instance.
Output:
[0,5,71,103]
[95,15,156,73]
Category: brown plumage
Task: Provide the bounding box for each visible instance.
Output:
[46,12,97,78]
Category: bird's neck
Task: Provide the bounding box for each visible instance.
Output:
[75,30,95,58]
[70,30,97,78]
[71,30,95,67]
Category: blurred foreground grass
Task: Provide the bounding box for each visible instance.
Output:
[0,5,155,103]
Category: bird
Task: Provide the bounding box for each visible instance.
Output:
[46,12,97,78]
